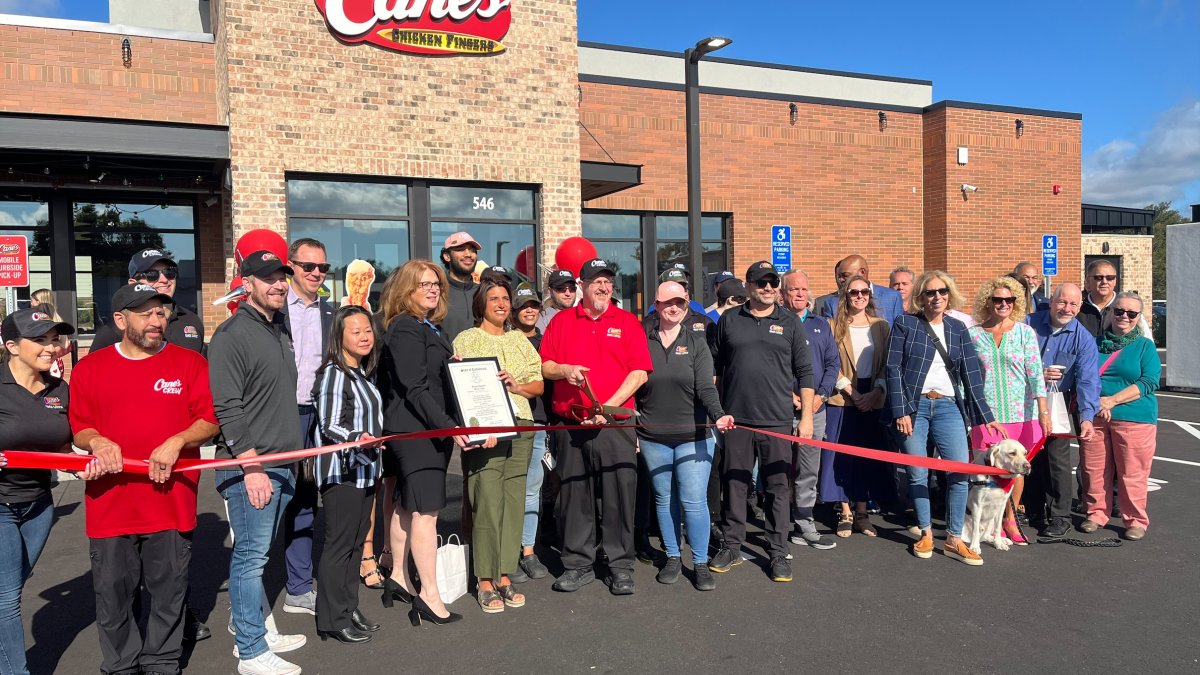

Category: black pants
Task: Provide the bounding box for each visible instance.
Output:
[720,425,792,558]
[555,424,637,571]
[89,530,191,675]
[316,483,374,632]
[1027,414,1078,521]
[707,431,724,520]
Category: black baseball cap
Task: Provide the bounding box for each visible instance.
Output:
[1,307,75,343]
[546,269,576,289]
[128,248,177,278]
[711,270,734,288]
[513,283,541,309]
[745,260,779,283]
[659,267,689,285]
[663,262,690,278]
[480,266,514,284]
[112,283,175,312]
[717,279,748,302]
[579,258,617,282]
[239,250,294,279]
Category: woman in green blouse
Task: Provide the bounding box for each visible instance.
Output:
[452,279,544,613]
[1078,292,1159,540]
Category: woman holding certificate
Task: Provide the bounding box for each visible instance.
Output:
[378,260,471,627]
[453,279,543,614]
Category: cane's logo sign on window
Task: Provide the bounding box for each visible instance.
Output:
[154,378,184,395]
[315,0,512,55]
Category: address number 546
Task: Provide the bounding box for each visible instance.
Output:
[472,196,495,211]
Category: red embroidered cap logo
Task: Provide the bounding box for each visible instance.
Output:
[315,0,512,56]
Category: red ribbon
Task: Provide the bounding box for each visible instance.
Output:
[0,424,1069,477]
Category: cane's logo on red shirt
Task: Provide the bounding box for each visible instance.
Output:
[769,324,784,335]
[154,378,183,395]
[606,327,622,339]
[43,396,63,410]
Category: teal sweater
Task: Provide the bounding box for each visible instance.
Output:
[1099,336,1160,425]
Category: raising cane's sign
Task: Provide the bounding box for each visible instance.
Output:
[314,0,512,56]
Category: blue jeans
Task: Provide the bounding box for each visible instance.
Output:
[639,438,713,565]
[521,430,547,548]
[902,397,970,536]
[0,495,54,675]
[216,467,295,660]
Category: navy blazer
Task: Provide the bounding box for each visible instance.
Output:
[885,313,994,427]
[379,314,458,434]
[819,283,906,324]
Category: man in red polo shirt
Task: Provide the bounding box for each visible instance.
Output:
[69,284,219,675]
[540,258,652,596]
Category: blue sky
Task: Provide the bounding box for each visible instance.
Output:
[6,0,1198,211]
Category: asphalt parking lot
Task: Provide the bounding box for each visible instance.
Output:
[21,391,1200,674]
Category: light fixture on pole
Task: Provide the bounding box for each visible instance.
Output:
[685,36,732,299]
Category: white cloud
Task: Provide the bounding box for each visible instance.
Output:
[1083,98,1200,208]
[0,0,60,15]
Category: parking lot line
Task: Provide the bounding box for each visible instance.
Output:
[1155,456,1200,468]
[1167,421,1200,442]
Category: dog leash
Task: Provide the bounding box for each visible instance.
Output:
[1037,536,1122,547]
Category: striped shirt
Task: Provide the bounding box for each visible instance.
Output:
[312,364,383,489]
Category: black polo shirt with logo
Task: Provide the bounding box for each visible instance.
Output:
[0,364,72,503]
[714,303,813,427]
[89,304,206,354]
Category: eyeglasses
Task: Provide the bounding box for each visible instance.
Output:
[922,287,950,298]
[1111,308,1140,319]
[754,278,781,289]
[990,296,1016,305]
[418,281,442,291]
[1092,274,1117,282]
[135,268,178,283]
[847,288,872,298]
[291,260,332,274]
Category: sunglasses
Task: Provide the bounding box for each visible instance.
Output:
[554,284,578,293]
[754,278,781,289]
[990,296,1016,305]
[922,287,950,298]
[291,260,332,274]
[1092,274,1117,282]
[135,268,178,283]
[1111,308,1140,319]
[847,288,872,298]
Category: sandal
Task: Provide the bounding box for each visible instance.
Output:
[376,549,393,577]
[496,583,525,608]
[477,588,505,614]
[1003,518,1029,545]
[853,512,877,537]
[359,556,385,589]
[836,512,854,538]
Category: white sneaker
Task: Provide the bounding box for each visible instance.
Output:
[237,651,302,675]
[232,631,307,658]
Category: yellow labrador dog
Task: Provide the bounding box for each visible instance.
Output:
[963,439,1032,553]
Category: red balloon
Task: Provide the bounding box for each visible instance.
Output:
[234,228,289,268]
[226,277,245,314]
[554,237,598,278]
[515,245,535,278]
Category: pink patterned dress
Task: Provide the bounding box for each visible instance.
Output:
[968,322,1046,451]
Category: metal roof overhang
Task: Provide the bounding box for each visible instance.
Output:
[581,160,642,201]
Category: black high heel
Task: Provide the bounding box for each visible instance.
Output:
[407,594,462,627]
[381,577,413,608]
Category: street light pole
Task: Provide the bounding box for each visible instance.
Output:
[685,37,731,301]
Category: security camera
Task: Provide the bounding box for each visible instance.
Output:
[203,196,218,207]
[961,184,980,193]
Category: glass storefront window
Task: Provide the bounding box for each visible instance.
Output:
[430,186,534,220]
[655,215,724,241]
[73,202,197,334]
[289,218,409,309]
[591,241,643,314]
[0,199,52,320]
[583,213,640,239]
[288,180,408,217]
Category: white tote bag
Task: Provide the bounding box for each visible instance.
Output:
[435,534,469,605]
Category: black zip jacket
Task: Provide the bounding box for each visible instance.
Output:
[208,304,302,459]
[637,315,726,444]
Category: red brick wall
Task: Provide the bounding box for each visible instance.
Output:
[580,82,926,296]
[928,107,1081,304]
[0,25,219,124]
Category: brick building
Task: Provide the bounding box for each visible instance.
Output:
[0,1,1084,345]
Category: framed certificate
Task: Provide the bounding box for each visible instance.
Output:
[446,357,520,444]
